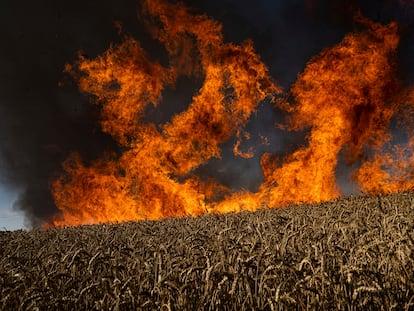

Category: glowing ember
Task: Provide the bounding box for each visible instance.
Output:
[50,0,413,227]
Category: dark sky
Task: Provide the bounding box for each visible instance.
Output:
[0,0,412,226]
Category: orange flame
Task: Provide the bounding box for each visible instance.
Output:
[50,1,413,227]
[51,0,279,226]
[354,90,414,194]
[354,139,414,194]
[257,16,400,205]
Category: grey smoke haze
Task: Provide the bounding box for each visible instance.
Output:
[0,0,412,227]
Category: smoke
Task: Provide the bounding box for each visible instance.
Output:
[0,0,139,226]
[0,0,412,227]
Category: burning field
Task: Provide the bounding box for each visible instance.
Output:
[42,0,414,227]
[1,192,414,309]
[1,0,414,308]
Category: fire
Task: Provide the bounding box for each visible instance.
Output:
[256,15,401,206]
[51,0,279,226]
[354,90,414,194]
[50,0,413,227]
[354,138,414,194]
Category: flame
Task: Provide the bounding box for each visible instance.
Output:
[354,90,414,194]
[354,139,414,194]
[256,16,401,206]
[50,0,413,227]
[51,0,279,226]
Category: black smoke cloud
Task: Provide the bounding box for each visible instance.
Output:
[0,0,412,227]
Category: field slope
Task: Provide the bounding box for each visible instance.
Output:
[1,193,414,310]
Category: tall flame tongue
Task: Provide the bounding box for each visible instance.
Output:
[51,0,279,226]
[215,16,402,213]
[262,16,401,204]
[51,0,412,227]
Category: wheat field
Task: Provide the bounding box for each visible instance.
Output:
[1,192,414,310]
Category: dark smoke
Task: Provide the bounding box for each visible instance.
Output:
[0,0,140,226]
[0,0,412,227]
